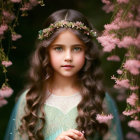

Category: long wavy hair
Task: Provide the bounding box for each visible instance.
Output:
[19,9,108,140]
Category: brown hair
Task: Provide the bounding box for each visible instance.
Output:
[19,9,108,140]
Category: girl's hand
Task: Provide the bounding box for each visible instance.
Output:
[56,129,86,140]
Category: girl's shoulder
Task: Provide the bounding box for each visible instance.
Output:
[16,89,30,107]
[19,88,29,98]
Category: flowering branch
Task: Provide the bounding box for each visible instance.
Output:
[98,0,140,134]
[0,0,45,107]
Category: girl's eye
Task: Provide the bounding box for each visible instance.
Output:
[54,47,63,52]
[73,47,82,52]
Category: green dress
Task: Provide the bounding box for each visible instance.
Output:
[4,89,123,140]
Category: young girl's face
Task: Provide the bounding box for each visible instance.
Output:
[48,30,86,78]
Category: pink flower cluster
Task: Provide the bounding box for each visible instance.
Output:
[123,110,137,116]
[2,60,12,67]
[111,75,117,80]
[96,114,113,123]
[123,107,140,116]
[0,86,13,98]
[97,35,120,52]
[107,55,120,61]
[2,10,15,23]
[105,20,140,31]
[20,3,33,11]
[101,0,111,5]
[20,0,38,11]
[114,79,130,89]
[123,59,140,75]
[117,0,129,4]
[102,0,114,13]
[101,0,140,132]
[104,23,120,30]
[0,97,7,107]
[0,24,8,35]
[126,93,138,106]
[117,69,123,74]
[12,33,22,41]
[118,36,140,48]
[130,86,139,91]
[128,120,140,131]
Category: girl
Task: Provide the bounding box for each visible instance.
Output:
[4,9,123,140]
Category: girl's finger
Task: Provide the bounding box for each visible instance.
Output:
[65,131,79,139]
[63,136,74,140]
[69,129,83,137]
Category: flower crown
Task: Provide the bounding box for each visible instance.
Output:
[38,20,97,40]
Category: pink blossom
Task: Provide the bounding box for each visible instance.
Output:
[115,79,130,88]
[2,11,15,22]
[107,55,120,61]
[101,0,111,4]
[118,36,136,48]
[117,0,129,3]
[0,24,8,35]
[123,59,140,75]
[114,84,121,89]
[117,20,140,28]
[102,4,114,13]
[10,0,21,3]
[0,86,13,98]
[128,120,140,129]
[127,12,134,19]
[113,10,123,24]
[111,75,117,80]
[2,60,12,67]
[12,33,22,41]
[20,3,33,11]
[104,23,120,31]
[123,109,138,116]
[0,97,7,107]
[96,114,113,123]
[126,132,140,140]
[118,20,133,28]
[127,93,138,106]
[130,86,139,90]
[117,69,123,74]
[97,35,120,52]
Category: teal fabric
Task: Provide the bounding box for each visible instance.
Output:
[4,92,25,140]
[4,90,123,140]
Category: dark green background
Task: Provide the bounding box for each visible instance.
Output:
[0,0,134,139]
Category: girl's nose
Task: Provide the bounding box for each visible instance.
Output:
[64,50,72,62]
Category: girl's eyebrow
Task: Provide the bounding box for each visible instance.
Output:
[52,44,85,47]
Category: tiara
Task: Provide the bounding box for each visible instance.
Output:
[38,20,97,40]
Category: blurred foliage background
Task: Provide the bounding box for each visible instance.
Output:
[0,0,129,139]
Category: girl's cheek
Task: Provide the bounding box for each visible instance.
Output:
[76,54,85,64]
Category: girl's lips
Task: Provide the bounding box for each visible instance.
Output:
[61,65,74,69]
[62,65,74,67]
